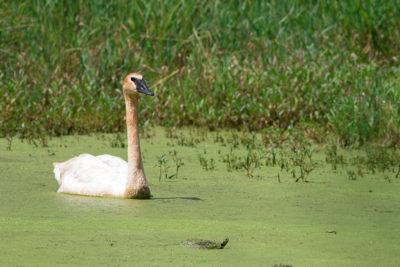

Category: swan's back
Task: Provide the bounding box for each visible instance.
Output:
[53,154,128,197]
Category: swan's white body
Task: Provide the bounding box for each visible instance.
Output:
[53,154,128,197]
[52,73,153,198]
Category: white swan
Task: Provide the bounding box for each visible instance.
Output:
[53,73,154,198]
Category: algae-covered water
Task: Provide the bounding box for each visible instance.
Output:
[0,130,399,266]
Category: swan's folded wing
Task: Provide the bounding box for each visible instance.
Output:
[53,154,128,196]
[96,154,127,168]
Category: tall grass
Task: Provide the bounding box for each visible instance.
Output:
[1,0,399,146]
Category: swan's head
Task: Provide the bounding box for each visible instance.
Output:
[123,73,154,97]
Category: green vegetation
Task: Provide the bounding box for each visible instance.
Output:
[1,0,400,146]
[1,128,399,266]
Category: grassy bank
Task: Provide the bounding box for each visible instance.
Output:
[0,128,399,266]
[1,0,400,146]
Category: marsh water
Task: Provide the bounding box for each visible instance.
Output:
[0,129,399,266]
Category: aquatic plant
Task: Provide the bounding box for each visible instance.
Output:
[156,154,169,180]
[198,154,215,171]
[170,150,184,179]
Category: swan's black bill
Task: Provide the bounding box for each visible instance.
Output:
[131,77,154,96]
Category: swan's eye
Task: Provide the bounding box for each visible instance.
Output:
[130,77,137,83]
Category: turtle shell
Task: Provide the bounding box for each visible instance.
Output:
[183,238,229,249]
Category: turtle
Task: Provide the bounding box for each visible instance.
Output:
[183,237,229,249]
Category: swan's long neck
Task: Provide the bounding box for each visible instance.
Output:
[124,93,151,199]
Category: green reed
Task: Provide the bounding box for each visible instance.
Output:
[1,0,400,146]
